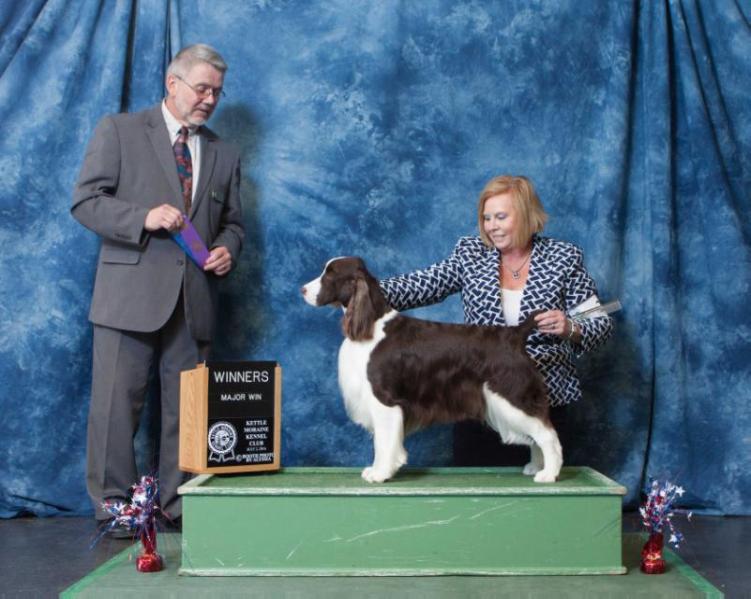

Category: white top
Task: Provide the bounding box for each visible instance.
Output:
[161,100,202,203]
[501,288,523,326]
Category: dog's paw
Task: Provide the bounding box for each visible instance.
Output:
[522,462,541,476]
[396,449,408,468]
[533,470,558,483]
[361,467,390,483]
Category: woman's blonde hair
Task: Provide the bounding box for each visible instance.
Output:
[477,175,548,248]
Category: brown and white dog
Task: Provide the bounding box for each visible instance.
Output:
[301,257,562,483]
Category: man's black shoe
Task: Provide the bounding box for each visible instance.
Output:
[103,520,133,539]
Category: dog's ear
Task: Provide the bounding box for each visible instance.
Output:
[342,277,376,341]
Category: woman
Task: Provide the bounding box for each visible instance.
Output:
[380,175,613,464]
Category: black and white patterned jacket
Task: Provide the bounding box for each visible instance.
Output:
[380,235,613,406]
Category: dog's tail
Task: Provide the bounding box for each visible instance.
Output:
[515,310,543,340]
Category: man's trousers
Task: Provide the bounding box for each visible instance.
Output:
[86,297,209,519]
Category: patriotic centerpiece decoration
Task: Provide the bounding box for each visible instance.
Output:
[100,475,165,573]
[639,479,692,574]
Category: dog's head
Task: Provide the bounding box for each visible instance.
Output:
[302,257,390,341]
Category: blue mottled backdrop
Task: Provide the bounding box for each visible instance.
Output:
[1,0,749,517]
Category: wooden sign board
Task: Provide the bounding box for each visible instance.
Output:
[179,361,281,474]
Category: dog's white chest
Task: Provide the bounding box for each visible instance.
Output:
[337,312,396,430]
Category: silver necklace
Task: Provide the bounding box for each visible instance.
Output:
[501,250,531,280]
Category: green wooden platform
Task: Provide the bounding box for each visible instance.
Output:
[178,466,627,576]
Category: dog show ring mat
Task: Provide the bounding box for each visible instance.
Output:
[62,533,722,597]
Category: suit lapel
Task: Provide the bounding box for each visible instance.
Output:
[191,129,218,217]
[145,106,182,209]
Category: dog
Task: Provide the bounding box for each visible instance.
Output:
[302,256,562,483]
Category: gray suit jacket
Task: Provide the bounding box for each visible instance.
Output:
[72,104,244,341]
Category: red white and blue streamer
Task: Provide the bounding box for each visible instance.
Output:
[93,475,164,545]
[639,478,692,548]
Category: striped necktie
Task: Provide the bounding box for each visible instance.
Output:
[174,126,193,214]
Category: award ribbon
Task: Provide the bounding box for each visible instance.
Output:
[171,215,210,268]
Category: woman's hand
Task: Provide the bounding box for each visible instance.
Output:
[534,310,578,340]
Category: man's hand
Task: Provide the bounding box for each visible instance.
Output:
[144,204,184,232]
[204,246,233,276]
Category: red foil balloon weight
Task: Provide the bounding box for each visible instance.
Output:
[640,532,666,574]
[136,524,164,573]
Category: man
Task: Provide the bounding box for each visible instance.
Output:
[72,44,243,534]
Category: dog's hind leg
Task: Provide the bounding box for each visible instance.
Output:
[523,443,544,476]
[362,398,406,483]
[529,425,562,483]
[483,384,562,483]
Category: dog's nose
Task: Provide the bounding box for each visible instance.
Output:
[301,285,307,296]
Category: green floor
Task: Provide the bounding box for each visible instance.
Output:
[62,533,722,598]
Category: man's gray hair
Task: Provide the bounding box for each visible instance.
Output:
[167,44,228,78]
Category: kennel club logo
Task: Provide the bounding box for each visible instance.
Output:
[207,421,237,462]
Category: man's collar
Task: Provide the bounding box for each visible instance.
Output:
[161,100,199,136]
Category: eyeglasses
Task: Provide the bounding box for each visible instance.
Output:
[173,74,225,99]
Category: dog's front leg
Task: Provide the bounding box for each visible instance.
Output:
[362,400,406,483]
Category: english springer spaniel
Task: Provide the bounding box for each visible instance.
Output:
[302,257,562,483]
